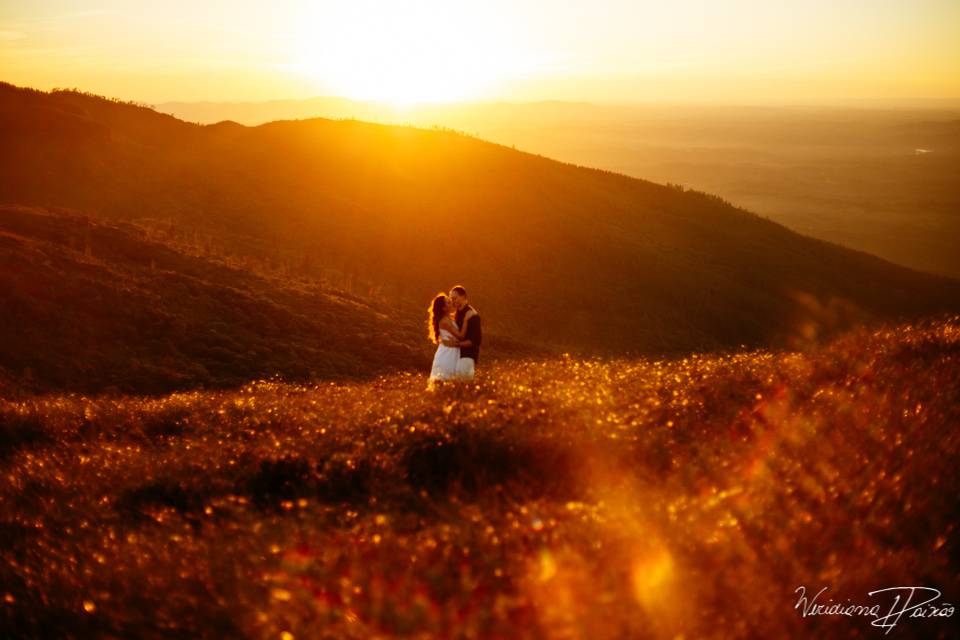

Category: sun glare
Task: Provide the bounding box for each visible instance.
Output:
[290,1,525,106]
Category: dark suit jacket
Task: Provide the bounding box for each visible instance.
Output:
[455,304,482,362]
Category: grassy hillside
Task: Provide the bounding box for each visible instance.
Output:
[0,204,435,394]
[3,81,960,362]
[157,96,960,278]
[1,317,957,638]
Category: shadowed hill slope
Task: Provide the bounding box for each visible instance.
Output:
[0,205,430,394]
[2,81,960,363]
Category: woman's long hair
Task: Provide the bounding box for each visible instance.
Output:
[426,293,448,344]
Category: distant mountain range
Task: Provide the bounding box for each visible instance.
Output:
[2,81,959,392]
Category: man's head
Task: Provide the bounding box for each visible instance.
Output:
[449,285,468,309]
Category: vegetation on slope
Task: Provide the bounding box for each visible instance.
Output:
[1,317,957,638]
[0,205,432,394]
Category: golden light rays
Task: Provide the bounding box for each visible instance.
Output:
[287,1,535,106]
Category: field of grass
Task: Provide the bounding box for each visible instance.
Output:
[2,317,958,638]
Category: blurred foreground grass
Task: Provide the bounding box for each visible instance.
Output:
[1,317,959,638]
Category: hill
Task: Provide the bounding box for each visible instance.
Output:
[156,96,960,279]
[0,205,431,394]
[2,81,960,376]
[1,317,958,638]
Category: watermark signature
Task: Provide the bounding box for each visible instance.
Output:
[795,585,955,634]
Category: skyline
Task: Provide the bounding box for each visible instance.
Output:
[1,1,959,106]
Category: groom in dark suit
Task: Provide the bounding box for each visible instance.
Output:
[449,285,481,378]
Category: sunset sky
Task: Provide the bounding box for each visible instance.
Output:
[1,0,959,106]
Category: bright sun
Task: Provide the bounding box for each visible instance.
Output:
[290,1,524,106]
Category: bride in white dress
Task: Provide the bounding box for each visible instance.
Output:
[427,293,468,383]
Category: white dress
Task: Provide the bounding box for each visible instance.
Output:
[429,323,461,381]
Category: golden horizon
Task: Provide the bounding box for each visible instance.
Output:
[1,1,959,107]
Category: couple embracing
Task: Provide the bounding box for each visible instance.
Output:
[427,285,482,383]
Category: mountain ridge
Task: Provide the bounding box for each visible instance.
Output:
[2,80,960,392]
